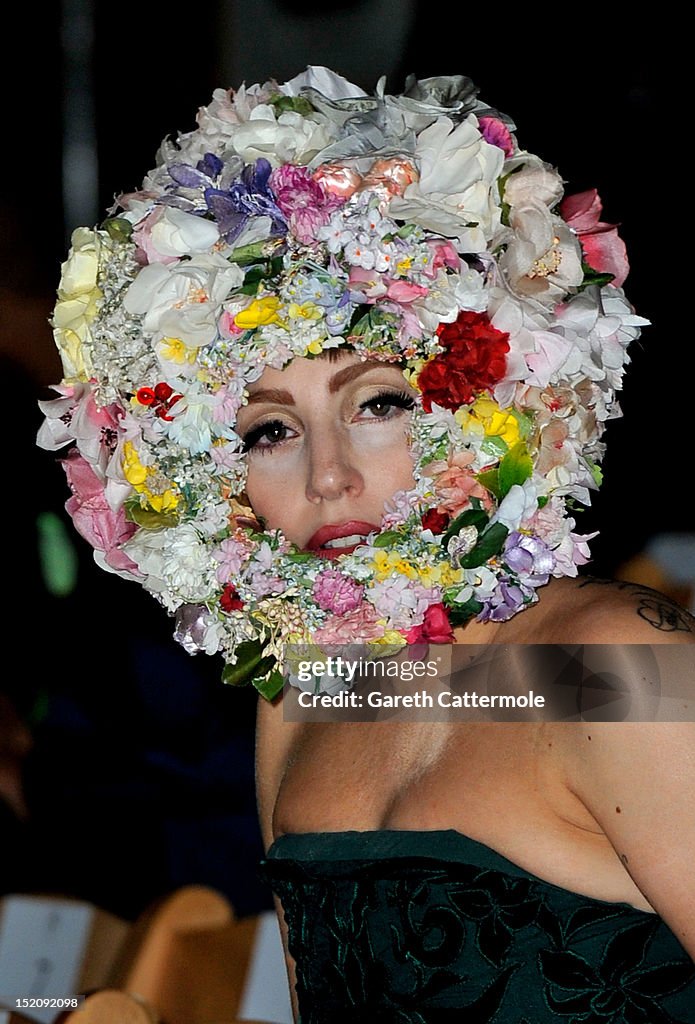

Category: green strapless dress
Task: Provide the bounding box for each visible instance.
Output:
[260,829,695,1023]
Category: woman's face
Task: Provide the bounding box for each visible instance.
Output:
[235,351,417,557]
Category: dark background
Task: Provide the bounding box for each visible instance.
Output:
[1,3,689,921]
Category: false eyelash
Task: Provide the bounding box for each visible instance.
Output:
[360,390,416,411]
[242,418,290,453]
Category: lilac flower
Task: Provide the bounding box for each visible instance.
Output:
[286,270,354,335]
[213,533,255,582]
[205,159,287,243]
[247,541,286,597]
[479,581,530,623]
[504,532,554,586]
[369,575,441,631]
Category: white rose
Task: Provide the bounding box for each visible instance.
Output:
[413,267,487,332]
[501,160,564,209]
[389,115,504,252]
[231,105,336,165]
[147,207,220,259]
[499,204,583,304]
[52,227,110,381]
[124,252,243,348]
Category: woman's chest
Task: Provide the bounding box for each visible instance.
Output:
[271,718,655,911]
[274,720,563,833]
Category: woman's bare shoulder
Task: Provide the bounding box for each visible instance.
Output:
[527,575,695,645]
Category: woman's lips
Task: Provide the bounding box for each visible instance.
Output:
[304,521,380,559]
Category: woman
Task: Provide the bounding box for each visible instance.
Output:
[39,67,695,1020]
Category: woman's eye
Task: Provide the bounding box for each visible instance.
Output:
[242,420,295,452]
[359,391,415,419]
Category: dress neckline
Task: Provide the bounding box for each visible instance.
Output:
[264,828,654,916]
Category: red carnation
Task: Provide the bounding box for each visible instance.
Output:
[405,603,454,644]
[418,311,510,412]
[220,584,244,612]
[421,509,449,534]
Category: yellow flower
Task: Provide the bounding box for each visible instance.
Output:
[287,301,322,322]
[304,338,325,355]
[234,295,282,330]
[52,227,107,382]
[158,336,198,364]
[402,360,425,391]
[123,442,148,487]
[368,630,407,651]
[123,442,179,512]
[372,550,419,580]
[417,563,464,588]
[462,396,520,447]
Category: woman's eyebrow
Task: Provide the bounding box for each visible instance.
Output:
[328,362,400,393]
[246,388,295,406]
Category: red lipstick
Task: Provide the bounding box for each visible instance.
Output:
[305,521,380,560]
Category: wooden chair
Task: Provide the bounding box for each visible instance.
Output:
[0,1011,43,1024]
[109,885,263,1024]
[59,990,158,1022]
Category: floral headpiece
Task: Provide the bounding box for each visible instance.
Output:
[38,66,647,698]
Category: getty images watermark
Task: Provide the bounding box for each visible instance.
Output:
[282,644,695,722]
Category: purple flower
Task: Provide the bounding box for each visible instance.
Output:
[504,532,554,586]
[479,581,529,623]
[165,156,288,242]
[313,569,364,615]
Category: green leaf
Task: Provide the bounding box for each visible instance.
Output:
[537,495,549,509]
[446,597,484,627]
[102,217,133,242]
[286,552,315,563]
[372,530,401,548]
[476,467,501,499]
[578,261,614,291]
[269,94,315,116]
[511,409,534,440]
[498,442,533,498]
[240,257,285,293]
[223,639,274,687]
[458,522,509,569]
[588,460,604,488]
[125,502,179,530]
[229,241,283,267]
[481,434,509,459]
[254,668,285,701]
[441,508,488,550]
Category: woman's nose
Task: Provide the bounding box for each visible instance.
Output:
[305,428,364,504]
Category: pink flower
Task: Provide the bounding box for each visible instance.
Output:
[62,449,139,574]
[426,451,492,517]
[559,189,629,287]
[218,310,245,338]
[313,601,385,644]
[270,164,344,245]
[313,569,364,615]
[405,603,454,644]
[478,116,515,157]
[213,531,255,582]
[37,383,85,450]
[424,239,461,277]
[348,267,428,306]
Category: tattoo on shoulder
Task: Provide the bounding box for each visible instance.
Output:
[577,577,695,634]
